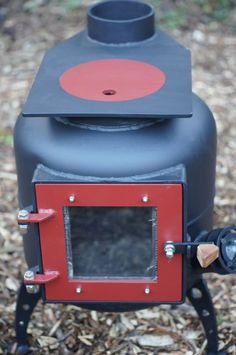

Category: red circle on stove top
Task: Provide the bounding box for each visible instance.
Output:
[60,59,166,102]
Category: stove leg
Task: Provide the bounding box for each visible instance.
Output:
[15,282,41,354]
[187,278,226,355]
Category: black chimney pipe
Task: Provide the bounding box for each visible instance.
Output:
[87,0,155,44]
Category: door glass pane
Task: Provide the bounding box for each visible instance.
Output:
[64,207,157,279]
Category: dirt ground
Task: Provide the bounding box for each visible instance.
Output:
[0,1,236,354]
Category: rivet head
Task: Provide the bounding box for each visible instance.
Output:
[18,224,29,235]
[25,284,40,294]
[22,304,30,311]
[144,287,150,294]
[202,309,210,317]
[191,288,202,299]
[76,286,82,294]
[164,241,175,259]
[24,270,34,280]
[69,195,76,203]
[142,195,149,203]
[18,209,29,220]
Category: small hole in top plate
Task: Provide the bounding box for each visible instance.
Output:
[103,89,117,96]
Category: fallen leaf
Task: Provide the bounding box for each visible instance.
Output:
[183,330,201,340]
[136,334,174,347]
[37,336,58,349]
[5,277,19,291]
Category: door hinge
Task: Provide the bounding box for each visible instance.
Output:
[18,209,55,224]
[24,270,59,285]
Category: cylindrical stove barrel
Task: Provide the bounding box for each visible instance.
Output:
[14,93,217,268]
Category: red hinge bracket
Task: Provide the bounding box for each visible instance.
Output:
[18,209,55,224]
[24,270,59,285]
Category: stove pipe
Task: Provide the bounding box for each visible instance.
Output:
[87,0,155,44]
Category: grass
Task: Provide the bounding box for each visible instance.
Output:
[0,130,13,146]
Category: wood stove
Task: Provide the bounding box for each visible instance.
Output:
[14,1,235,354]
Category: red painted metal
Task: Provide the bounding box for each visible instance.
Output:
[24,271,59,284]
[60,59,166,102]
[35,183,183,303]
[18,209,55,224]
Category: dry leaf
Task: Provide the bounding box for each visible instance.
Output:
[136,335,174,347]
[183,330,201,340]
[37,336,58,349]
[78,335,93,346]
[5,277,19,291]
[120,314,135,330]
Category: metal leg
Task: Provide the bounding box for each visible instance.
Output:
[15,282,41,354]
[187,278,226,355]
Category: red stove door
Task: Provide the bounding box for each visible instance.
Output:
[35,183,183,303]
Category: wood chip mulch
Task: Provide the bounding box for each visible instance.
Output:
[0,2,235,354]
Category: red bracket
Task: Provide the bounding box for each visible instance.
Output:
[18,209,55,224]
[24,271,59,285]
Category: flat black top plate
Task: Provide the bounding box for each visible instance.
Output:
[22,29,192,119]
